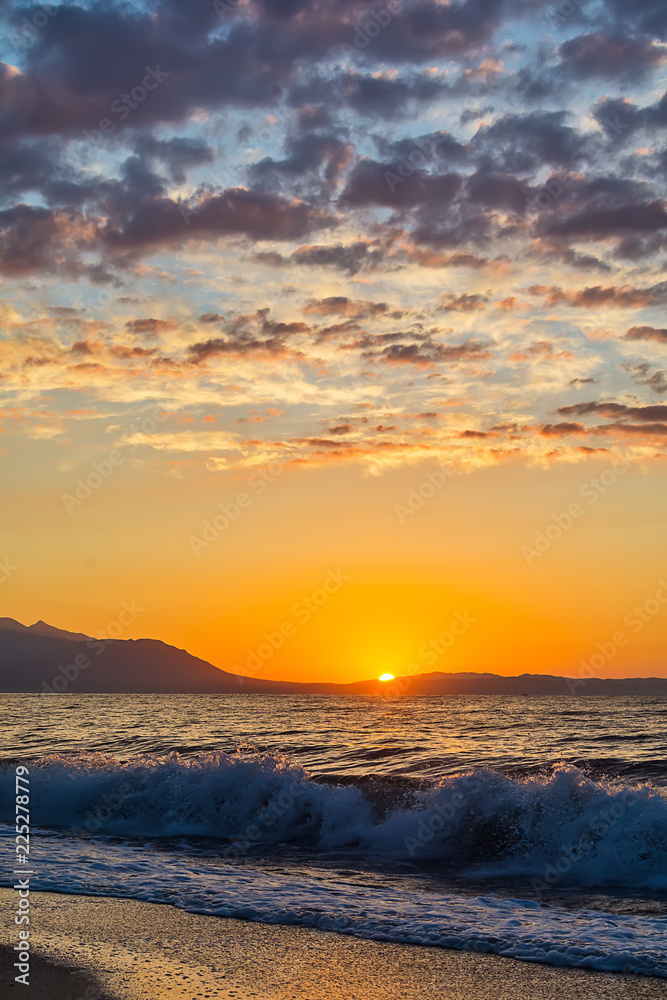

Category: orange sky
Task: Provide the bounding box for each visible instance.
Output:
[2,452,666,682]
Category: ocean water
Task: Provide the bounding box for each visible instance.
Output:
[1,693,666,977]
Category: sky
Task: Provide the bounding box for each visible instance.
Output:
[1,0,666,683]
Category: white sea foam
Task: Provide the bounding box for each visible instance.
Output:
[2,752,665,888]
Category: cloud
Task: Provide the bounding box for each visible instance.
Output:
[558,33,666,81]
[439,292,488,312]
[538,201,667,242]
[122,430,241,453]
[133,135,214,184]
[378,338,492,368]
[341,158,462,209]
[608,0,667,39]
[304,297,392,318]
[624,363,667,394]
[474,111,583,169]
[0,204,86,276]
[528,282,667,308]
[540,422,586,436]
[104,188,337,252]
[126,318,176,337]
[251,133,352,193]
[625,325,667,343]
[333,70,450,119]
[558,401,667,421]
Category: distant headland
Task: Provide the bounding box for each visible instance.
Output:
[1,618,665,696]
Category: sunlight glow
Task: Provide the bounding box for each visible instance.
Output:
[379,673,395,682]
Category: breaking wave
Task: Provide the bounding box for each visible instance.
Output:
[3,751,666,890]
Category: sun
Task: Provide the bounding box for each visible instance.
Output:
[379,673,395,682]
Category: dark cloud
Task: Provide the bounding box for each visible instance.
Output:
[540,422,586,436]
[607,0,667,40]
[337,71,448,118]
[103,188,336,251]
[597,421,667,437]
[296,104,334,131]
[0,140,62,200]
[624,363,667,394]
[386,130,470,167]
[466,171,533,213]
[439,292,488,312]
[251,134,352,194]
[304,297,391,318]
[644,372,667,394]
[558,401,667,421]
[538,200,667,243]
[625,325,667,343]
[378,338,492,368]
[474,112,583,171]
[0,203,82,276]
[133,136,214,184]
[185,307,312,363]
[592,91,667,140]
[558,33,666,81]
[126,318,174,337]
[253,238,391,274]
[527,282,667,308]
[0,8,292,141]
[187,336,296,361]
[341,158,462,209]
[0,0,532,153]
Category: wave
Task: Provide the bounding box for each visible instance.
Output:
[3,751,666,890]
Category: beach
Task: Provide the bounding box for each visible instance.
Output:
[1,889,665,1000]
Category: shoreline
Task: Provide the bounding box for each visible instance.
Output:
[1,889,665,999]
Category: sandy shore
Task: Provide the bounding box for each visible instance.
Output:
[1,889,664,999]
[0,944,117,1000]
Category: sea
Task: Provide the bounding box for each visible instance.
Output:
[1,693,666,978]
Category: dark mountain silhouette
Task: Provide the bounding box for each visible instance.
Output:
[1,618,666,695]
[0,618,312,694]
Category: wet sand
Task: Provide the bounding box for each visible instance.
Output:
[0,889,664,999]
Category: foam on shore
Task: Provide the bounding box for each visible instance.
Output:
[2,890,665,1000]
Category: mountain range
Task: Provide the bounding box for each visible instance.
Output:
[1,618,666,696]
